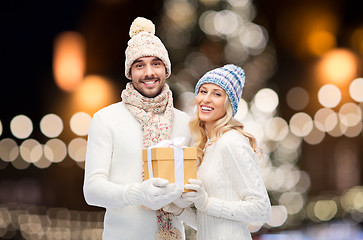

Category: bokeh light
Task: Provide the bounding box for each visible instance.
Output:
[254,88,279,113]
[214,10,240,36]
[286,87,310,111]
[44,139,67,163]
[68,138,87,162]
[70,112,92,136]
[327,119,347,137]
[164,0,197,29]
[199,11,218,36]
[344,122,363,138]
[279,192,305,214]
[280,132,302,150]
[40,114,64,138]
[19,139,43,163]
[349,78,363,102]
[316,48,358,86]
[235,99,249,121]
[264,117,289,141]
[10,115,33,139]
[53,31,86,92]
[266,205,288,227]
[314,200,338,221]
[303,125,325,145]
[0,138,19,162]
[226,0,250,7]
[350,27,363,55]
[307,30,336,56]
[341,186,363,213]
[314,108,338,132]
[238,23,268,54]
[318,84,341,108]
[338,102,362,127]
[73,75,115,114]
[11,155,31,170]
[289,112,314,137]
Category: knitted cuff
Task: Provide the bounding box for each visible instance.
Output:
[126,183,145,206]
[205,197,224,217]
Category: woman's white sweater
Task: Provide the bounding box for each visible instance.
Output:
[178,130,271,240]
[83,101,192,240]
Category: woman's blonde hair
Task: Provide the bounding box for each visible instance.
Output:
[189,96,262,166]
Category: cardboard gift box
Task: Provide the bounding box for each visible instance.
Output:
[142,147,197,191]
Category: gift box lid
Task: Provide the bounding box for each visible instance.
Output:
[142,147,197,161]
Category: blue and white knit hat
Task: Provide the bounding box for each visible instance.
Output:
[194,64,245,116]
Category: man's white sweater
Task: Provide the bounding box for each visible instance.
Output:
[83,101,192,240]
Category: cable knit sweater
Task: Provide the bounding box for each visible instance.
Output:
[178,130,271,240]
[83,101,192,240]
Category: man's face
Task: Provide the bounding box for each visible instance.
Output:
[130,56,167,98]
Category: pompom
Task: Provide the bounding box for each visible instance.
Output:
[129,17,155,38]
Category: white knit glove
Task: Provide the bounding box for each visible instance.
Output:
[127,178,183,210]
[173,196,193,208]
[182,179,208,212]
[163,203,184,216]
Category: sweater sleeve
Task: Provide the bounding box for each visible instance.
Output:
[83,112,132,209]
[205,134,271,223]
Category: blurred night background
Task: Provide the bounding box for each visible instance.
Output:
[1,0,363,239]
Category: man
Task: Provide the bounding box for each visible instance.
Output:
[83,17,191,240]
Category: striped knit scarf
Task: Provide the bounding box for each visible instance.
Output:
[121,82,182,240]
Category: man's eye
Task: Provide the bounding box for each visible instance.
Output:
[200,90,207,94]
[153,62,161,66]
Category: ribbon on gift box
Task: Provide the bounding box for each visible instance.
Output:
[146,137,186,187]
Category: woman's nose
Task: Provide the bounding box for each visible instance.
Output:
[202,93,211,103]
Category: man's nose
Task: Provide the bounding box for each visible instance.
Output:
[145,64,155,77]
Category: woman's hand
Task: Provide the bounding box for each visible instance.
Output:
[182,179,208,212]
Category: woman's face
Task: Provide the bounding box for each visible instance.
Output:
[196,83,227,130]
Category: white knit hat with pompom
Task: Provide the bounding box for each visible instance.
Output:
[125,17,171,79]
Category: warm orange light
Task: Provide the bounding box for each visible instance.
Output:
[307,30,336,56]
[53,31,86,92]
[276,4,338,58]
[73,75,114,113]
[316,48,358,87]
[351,28,363,56]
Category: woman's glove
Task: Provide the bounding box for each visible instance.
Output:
[127,178,183,210]
[182,179,208,212]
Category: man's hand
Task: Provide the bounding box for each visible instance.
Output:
[127,178,183,210]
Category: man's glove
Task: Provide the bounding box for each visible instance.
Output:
[182,179,208,212]
[127,178,183,210]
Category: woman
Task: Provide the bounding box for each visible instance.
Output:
[165,64,271,240]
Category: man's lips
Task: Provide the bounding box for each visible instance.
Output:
[200,105,214,112]
[142,79,158,86]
